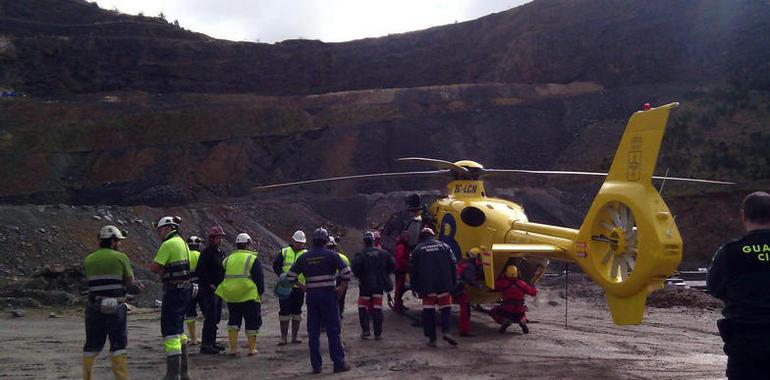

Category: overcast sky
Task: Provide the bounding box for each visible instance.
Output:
[94,0,532,43]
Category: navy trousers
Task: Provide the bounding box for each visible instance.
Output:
[306,290,346,371]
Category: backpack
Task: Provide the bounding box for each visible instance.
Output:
[273,273,293,300]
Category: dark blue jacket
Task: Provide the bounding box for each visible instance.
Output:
[352,245,395,294]
[287,246,351,292]
[410,237,457,296]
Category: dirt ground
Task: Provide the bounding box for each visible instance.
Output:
[0,285,726,380]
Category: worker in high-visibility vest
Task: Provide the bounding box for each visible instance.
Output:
[272,230,306,345]
[216,233,265,356]
[83,225,141,380]
[149,216,193,379]
[184,236,203,345]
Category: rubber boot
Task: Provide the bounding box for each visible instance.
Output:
[180,343,191,380]
[186,321,199,346]
[111,354,129,380]
[227,329,239,356]
[83,355,95,380]
[358,307,370,338]
[278,320,289,345]
[247,335,258,356]
[291,319,302,343]
[161,355,181,380]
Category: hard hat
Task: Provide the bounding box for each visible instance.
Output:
[292,230,307,243]
[207,225,226,237]
[505,265,519,279]
[235,233,252,244]
[326,236,337,247]
[419,227,435,238]
[466,247,482,259]
[156,216,181,229]
[363,231,375,242]
[187,236,203,245]
[98,225,127,240]
[312,228,329,243]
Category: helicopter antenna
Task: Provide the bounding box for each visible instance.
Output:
[658,168,671,195]
[565,263,569,328]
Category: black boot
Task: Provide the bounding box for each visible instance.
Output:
[372,309,383,339]
[358,307,371,338]
[161,355,181,380]
[278,320,289,345]
[291,319,303,343]
[519,321,529,334]
[180,343,191,380]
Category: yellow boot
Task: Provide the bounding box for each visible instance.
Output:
[83,355,96,380]
[186,320,199,345]
[111,354,130,380]
[247,334,258,356]
[227,328,239,356]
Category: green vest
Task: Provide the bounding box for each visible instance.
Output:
[281,246,306,284]
[215,250,260,303]
[153,232,191,284]
[189,249,200,282]
[84,248,133,298]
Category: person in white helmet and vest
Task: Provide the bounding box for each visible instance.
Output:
[149,216,193,380]
[83,225,141,380]
[216,233,265,356]
[272,230,307,345]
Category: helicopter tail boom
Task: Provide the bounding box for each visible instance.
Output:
[572,102,683,325]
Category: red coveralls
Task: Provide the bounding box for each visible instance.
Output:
[490,278,537,325]
[455,258,483,336]
[393,239,410,311]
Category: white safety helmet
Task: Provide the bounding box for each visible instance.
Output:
[98,225,127,240]
[235,233,252,244]
[156,216,181,229]
[292,230,307,244]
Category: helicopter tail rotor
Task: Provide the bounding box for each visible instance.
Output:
[574,102,683,325]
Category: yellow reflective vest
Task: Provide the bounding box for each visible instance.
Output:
[215,250,260,303]
[281,246,306,284]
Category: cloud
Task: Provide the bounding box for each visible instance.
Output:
[95,0,531,43]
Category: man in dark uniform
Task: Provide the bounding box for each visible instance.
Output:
[83,225,140,380]
[286,228,352,374]
[197,226,227,354]
[352,231,395,340]
[708,191,770,379]
[410,227,458,347]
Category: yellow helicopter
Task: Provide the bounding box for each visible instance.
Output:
[254,102,732,325]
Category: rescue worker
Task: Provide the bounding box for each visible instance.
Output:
[149,216,193,380]
[184,236,203,346]
[454,248,485,337]
[490,265,537,334]
[215,233,264,356]
[386,194,423,312]
[352,231,395,340]
[197,226,227,354]
[707,191,770,379]
[286,228,352,374]
[272,230,307,345]
[410,227,458,347]
[83,225,140,380]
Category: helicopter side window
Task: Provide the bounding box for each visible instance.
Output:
[460,206,486,227]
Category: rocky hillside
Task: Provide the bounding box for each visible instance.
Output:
[2,0,770,95]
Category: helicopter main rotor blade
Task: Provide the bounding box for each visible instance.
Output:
[251,170,451,191]
[397,157,469,174]
[482,169,734,185]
